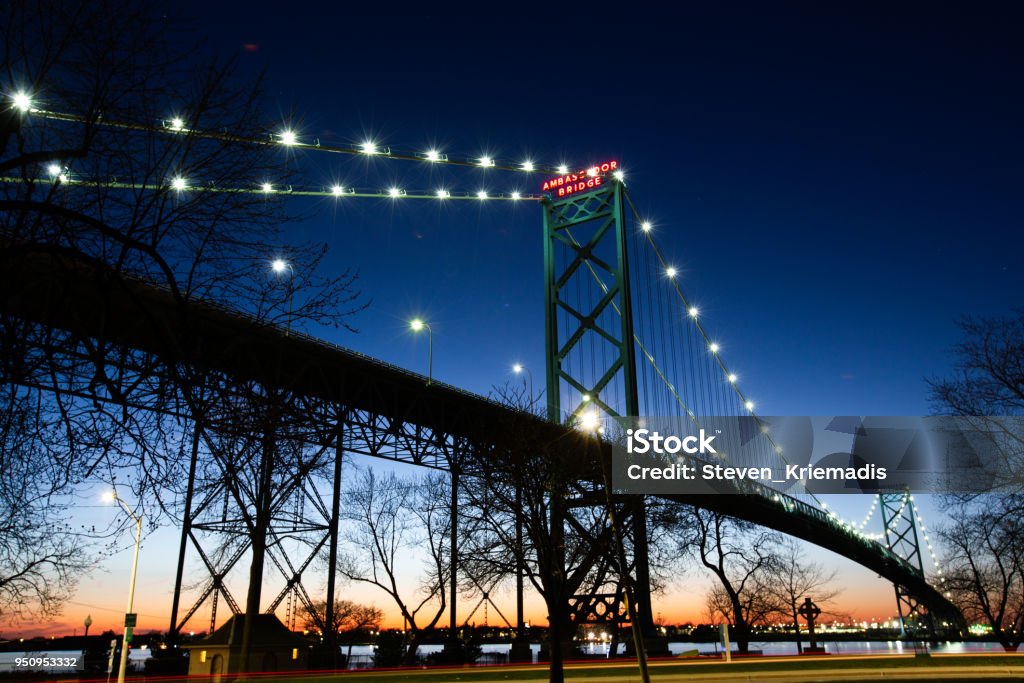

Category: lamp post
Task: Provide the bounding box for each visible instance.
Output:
[512,363,534,410]
[103,491,142,683]
[409,319,432,385]
[271,258,295,334]
[83,615,92,666]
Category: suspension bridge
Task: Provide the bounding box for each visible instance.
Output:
[0,93,962,670]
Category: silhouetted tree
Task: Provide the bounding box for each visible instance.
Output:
[0,387,88,619]
[336,467,450,664]
[668,506,781,654]
[938,494,1023,651]
[303,598,382,662]
[930,313,1024,650]
[0,0,366,659]
[458,385,617,683]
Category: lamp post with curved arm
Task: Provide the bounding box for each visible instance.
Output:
[103,491,142,683]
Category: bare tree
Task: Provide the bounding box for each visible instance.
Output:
[668,506,781,654]
[770,539,841,653]
[928,313,1024,418]
[459,383,621,683]
[938,495,1023,651]
[1,0,368,648]
[336,467,450,664]
[303,598,382,662]
[0,385,89,619]
[929,312,1024,650]
[927,312,1024,493]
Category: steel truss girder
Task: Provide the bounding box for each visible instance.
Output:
[0,250,964,644]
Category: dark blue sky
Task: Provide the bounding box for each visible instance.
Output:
[179,5,1022,416]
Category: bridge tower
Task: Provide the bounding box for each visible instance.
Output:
[542,178,662,653]
[879,491,936,641]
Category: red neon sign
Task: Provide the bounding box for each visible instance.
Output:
[541,160,619,197]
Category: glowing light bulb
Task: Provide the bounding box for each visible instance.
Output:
[521,161,534,172]
[279,130,297,146]
[261,182,273,193]
[477,190,488,199]
[688,306,699,318]
[666,267,677,278]
[579,410,600,432]
[271,259,289,274]
[613,169,624,181]
[436,189,450,199]
[410,319,424,332]
[511,192,521,200]
[12,91,32,112]
[745,400,755,411]
[728,373,737,383]
[557,164,569,175]
[169,117,185,131]
[362,141,378,154]
[425,149,441,161]
[47,163,62,177]
[641,221,652,232]
[388,187,402,198]
[331,185,345,196]
[479,156,495,167]
[171,176,187,191]
[513,364,523,373]
[709,342,720,354]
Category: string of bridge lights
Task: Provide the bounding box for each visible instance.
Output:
[618,195,900,552]
[12,90,939,575]
[857,496,879,530]
[622,194,760,417]
[7,90,625,187]
[910,496,946,588]
[622,198,952,586]
[3,173,544,202]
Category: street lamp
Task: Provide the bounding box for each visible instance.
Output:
[271,258,295,334]
[512,363,534,409]
[103,490,142,683]
[409,318,432,385]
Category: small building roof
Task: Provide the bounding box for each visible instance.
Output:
[183,615,309,648]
